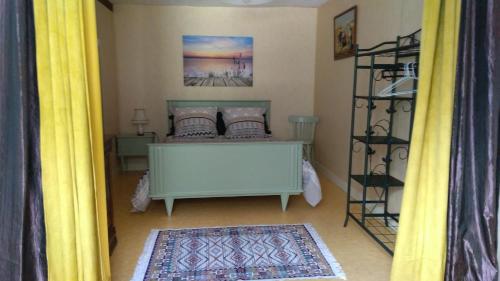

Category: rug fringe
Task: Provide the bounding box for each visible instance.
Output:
[131,229,159,281]
[303,224,347,280]
[149,223,314,231]
[132,224,346,281]
[251,276,343,281]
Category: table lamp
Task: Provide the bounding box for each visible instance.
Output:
[132,108,149,136]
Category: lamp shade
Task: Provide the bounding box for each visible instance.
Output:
[132,108,149,124]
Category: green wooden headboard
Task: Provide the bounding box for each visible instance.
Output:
[166,100,271,133]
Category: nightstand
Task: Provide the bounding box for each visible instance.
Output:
[116,133,156,171]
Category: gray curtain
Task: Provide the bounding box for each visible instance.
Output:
[445,0,500,280]
[0,0,48,280]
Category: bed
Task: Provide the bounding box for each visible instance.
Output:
[148,100,303,216]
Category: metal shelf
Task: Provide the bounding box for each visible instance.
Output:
[353,136,409,145]
[344,29,420,256]
[354,95,414,101]
[351,174,404,187]
[358,43,420,57]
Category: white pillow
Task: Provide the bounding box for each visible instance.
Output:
[173,107,218,138]
[222,107,267,138]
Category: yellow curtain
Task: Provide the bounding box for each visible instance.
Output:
[33,0,111,280]
[391,1,461,281]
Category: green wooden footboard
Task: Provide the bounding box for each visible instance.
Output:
[148,141,303,216]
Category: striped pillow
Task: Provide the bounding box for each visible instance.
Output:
[173,107,218,138]
[222,107,268,138]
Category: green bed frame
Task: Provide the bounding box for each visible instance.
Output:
[148,100,303,216]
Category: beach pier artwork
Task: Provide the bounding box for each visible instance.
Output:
[183,35,253,87]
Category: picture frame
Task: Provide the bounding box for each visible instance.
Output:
[183,35,253,87]
[333,6,357,60]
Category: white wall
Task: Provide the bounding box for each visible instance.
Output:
[113,5,318,138]
[96,1,119,136]
[313,0,423,211]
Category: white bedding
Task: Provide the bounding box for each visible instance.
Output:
[302,160,322,207]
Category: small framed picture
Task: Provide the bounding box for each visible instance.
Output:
[334,6,357,60]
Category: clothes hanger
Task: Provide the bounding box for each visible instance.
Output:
[377,62,418,97]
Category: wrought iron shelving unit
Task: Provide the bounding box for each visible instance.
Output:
[343,30,421,255]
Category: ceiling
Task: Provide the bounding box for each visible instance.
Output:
[110,0,328,7]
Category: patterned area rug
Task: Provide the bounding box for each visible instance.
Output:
[132,224,346,281]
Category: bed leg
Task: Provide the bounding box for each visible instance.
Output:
[165,197,174,216]
[280,193,289,211]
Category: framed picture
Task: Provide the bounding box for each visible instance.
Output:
[333,6,357,60]
[183,35,253,87]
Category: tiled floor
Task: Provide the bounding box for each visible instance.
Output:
[110,171,393,281]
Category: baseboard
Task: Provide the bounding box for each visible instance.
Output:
[313,161,362,200]
[312,161,386,214]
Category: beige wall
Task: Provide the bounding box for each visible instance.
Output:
[99,2,422,208]
[113,5,318,138]
[96,1,120,136]
[313,0,423,211]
